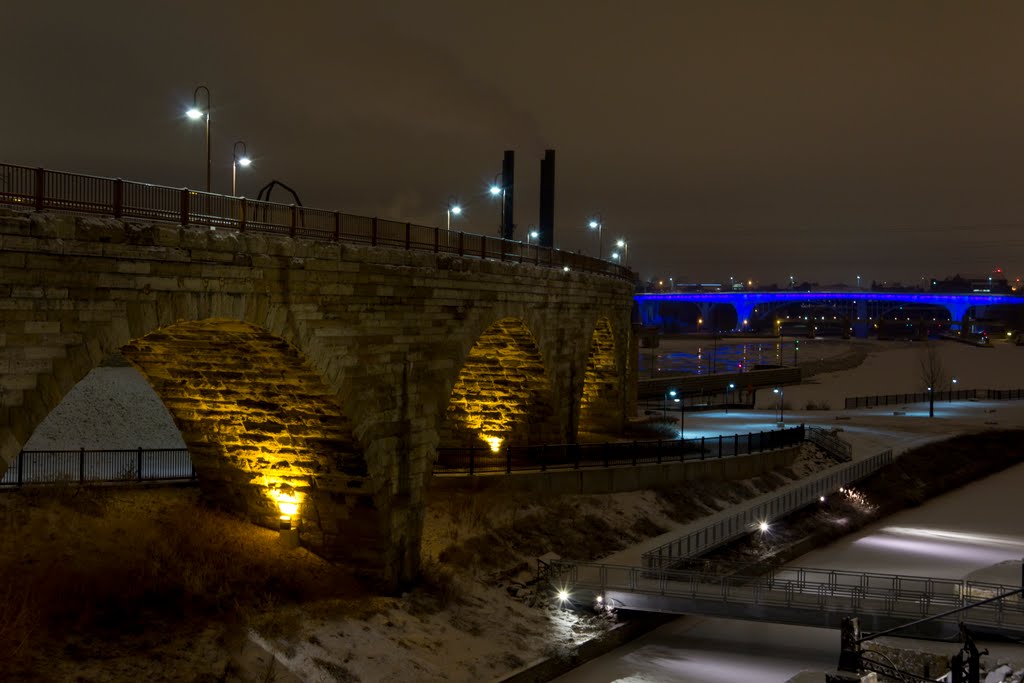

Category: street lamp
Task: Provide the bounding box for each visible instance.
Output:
[856,274,862,290]
[231,141,251,197]
[526,229,539,246]
[489,172,505,237]
[615,239,628,266]
[610,252,620,261]
[446,197,462,231]
[186,85,212,193]
[668,389,684,438]
[588,216,603,259]
[950,376,958,402]
[773,387,784,424]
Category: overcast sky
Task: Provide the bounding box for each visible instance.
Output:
[5,1,1024,285]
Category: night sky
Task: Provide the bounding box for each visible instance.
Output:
[5,1,1024,285]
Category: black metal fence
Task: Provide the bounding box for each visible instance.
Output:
[434,426,805,475]
[844,388,1024,409]
[0,448,194,486]
[0,162,631,281]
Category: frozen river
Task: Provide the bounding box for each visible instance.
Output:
[555,460,1024,682]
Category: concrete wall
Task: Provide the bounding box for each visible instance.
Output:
[430,446,802,495]
[0,209,635,586]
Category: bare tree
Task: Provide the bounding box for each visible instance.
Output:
[919,342,947,417]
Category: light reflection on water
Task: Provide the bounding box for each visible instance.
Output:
[638,339,832,375]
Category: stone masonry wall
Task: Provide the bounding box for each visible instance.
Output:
[0,208,635,586]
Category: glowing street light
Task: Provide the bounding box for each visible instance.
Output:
[186,85,212,193]
[231,140,251,197]
[615,238,628,266]
[588,216,603,259]
[446,197,462,231]
[526,229,539,246]
[773,386,784,424]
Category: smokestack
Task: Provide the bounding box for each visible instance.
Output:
[500,150,515,240]
[538,149,555,248]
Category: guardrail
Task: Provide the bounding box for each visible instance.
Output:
[0,162,632,281]
[0,448,194,486]
[844,388,1024,409]
[642,449,893,568]
[546,559,1024,639]
[434,426,805,475]
[806,426,853,461]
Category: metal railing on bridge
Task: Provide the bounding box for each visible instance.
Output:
[0,162,631,281]
[806,426,853,461]
[545,559,1024,640]
[844,388,1024,409]
[0,448,194,486]
[434,426,804,475]
[643,449,893,568]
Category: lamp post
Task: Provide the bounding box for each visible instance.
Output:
[231,141,251,197]
[727,382,735,414]
[857,274,862,290]
[773,387,784,425]
[489,173,504,237]
[588,216,603,259]
[186,85,212,193]
[446,197,462,231]
[950,376,958,402]
[669,389,683,438]
[526,230,539,246]
[615,239,628,266]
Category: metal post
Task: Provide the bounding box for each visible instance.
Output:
[34,167,45,210]
[371,217,378,246]
[458,231,464,256]
[113,178,123,218]
[289,204,297,237]
[718,434,723,458]
[137,447,143,481]
[180,188,189,226]
[17,450,23,486]
[79,446,85,483]
[240,198,247,232]
[405,222,411,249]
[334,211,341,241]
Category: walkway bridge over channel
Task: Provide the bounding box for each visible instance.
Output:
[546,560,1024,640]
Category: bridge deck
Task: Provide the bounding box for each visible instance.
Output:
[550,561,1024,640]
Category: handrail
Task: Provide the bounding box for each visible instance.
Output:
[434,426,805,475]
[0,162,633,281]
[806,426,853,461]
[642,448,894,567]
[0,447,194,486]
[844,388,1024,409]
[546,559,1024,636]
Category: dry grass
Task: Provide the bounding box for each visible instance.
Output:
[0,486,362,678]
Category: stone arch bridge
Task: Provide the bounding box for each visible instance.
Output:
[0,209,635,587]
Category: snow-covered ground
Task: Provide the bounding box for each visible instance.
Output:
[17,338,1024,682]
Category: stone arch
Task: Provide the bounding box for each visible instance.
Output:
[578,317,622,435]
[121,320,377,560]
[440,317,558,452]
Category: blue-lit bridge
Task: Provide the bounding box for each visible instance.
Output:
[636,291,1024,337]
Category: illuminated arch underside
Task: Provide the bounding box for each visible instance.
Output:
[579,318,620,434]
[121,319,366,527]
[443,318,557,450]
